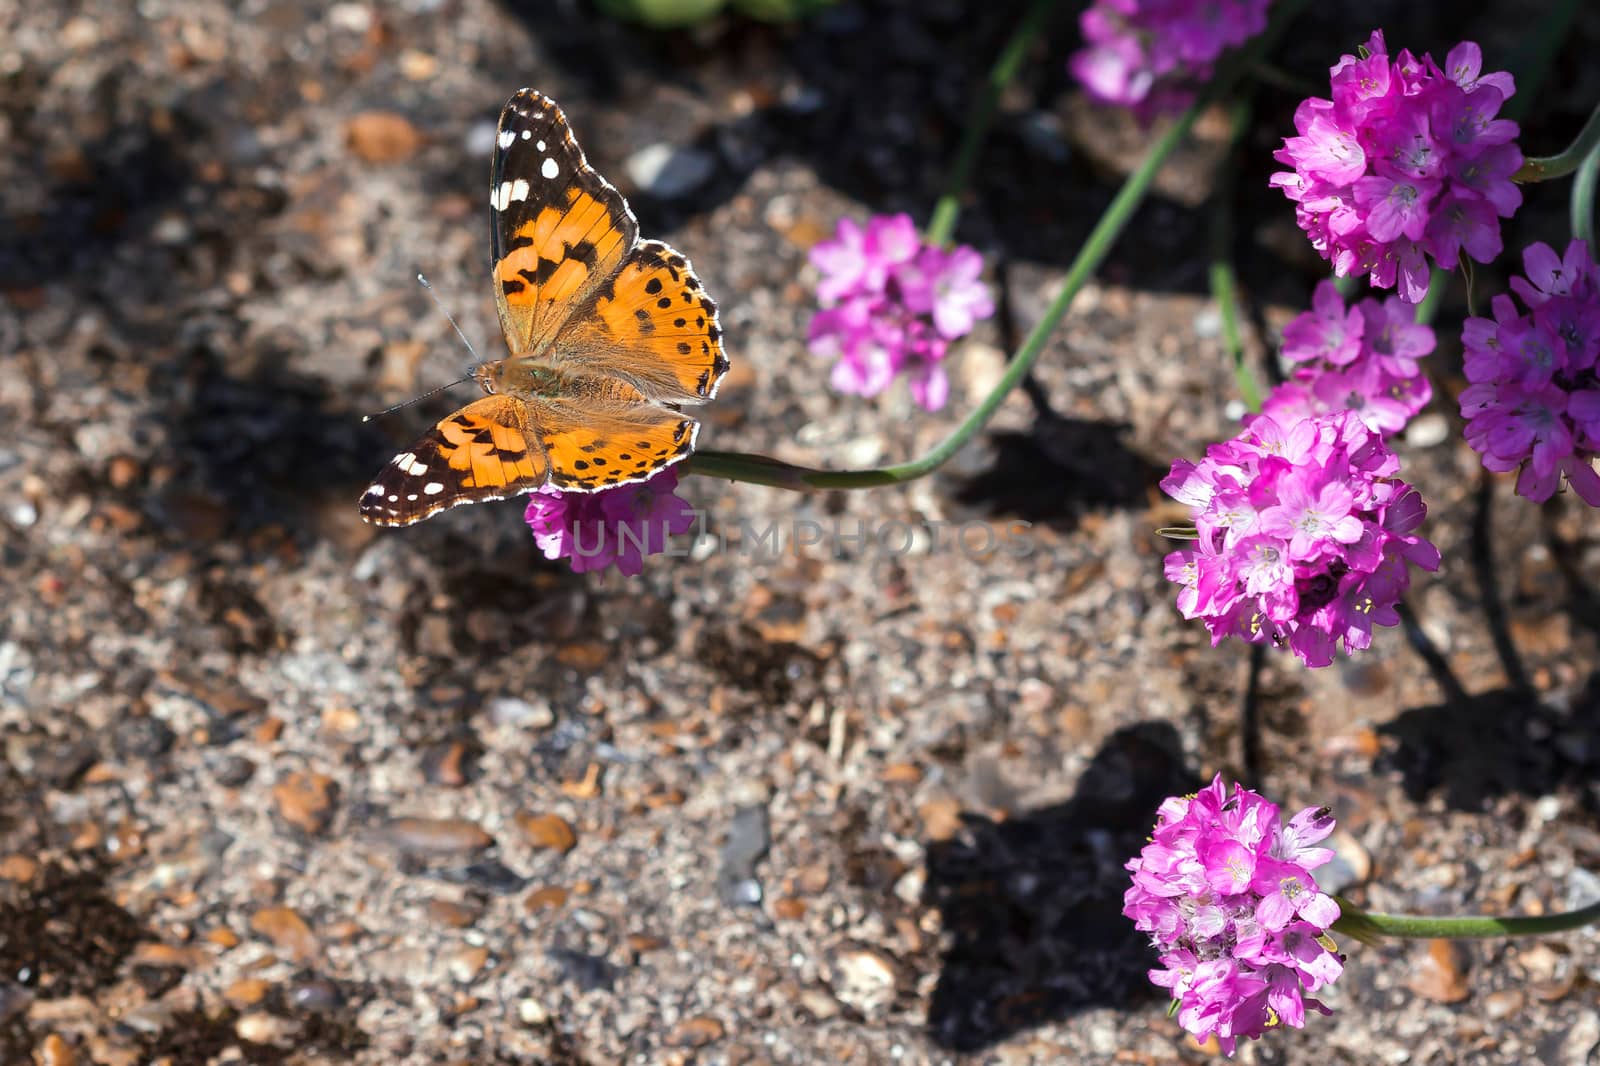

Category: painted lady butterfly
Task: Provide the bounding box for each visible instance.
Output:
[361,89,730,527]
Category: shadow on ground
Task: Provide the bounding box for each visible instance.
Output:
[921,721,1198,1052]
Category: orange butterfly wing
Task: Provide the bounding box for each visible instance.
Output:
[553,239,731,404]
[535,398,698,492]
[359,396,548,526]
[490,89,638,358]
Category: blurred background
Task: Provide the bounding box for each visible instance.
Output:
[2,0,1599,1062]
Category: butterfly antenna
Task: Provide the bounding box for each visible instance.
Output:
[361,273,485,422]
[361,374,474,422]
[416,271,483,366]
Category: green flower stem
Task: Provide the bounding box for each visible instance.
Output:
[924,0,1058,248]
[1571,126,1599,249]
[1516,102,1600,183]
[1210,95,1262,412]
[689,0,1312,492]
[1332,894,1600,946]
[1411,266,1452,326]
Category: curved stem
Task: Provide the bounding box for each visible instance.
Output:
[1210,95,1262,412]
[1332,894,1600,944]
[925,0,1059,247]
[1571,127,1599,250]
[1517,102,1600,184]
[689,0,1312,492]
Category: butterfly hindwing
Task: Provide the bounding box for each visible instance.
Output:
[491,89,639,358]
[554,239,731,405]
[360,396,549,526]
[530,392,699,492]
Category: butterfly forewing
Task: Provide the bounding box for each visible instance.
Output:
[490,90,638,357]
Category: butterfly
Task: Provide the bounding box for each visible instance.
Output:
[360,88,730,527]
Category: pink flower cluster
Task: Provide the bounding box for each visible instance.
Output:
[1460,240,1600,504]
[1271,32,1522,304]
[1163,410,1440,667]
[1261,280,1435,436]
[1069,0,1273,114]
[524,468,697,576]
[808,213,993,412]
[1125,776,1344,1056]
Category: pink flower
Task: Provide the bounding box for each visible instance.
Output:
[807,214,993,412]
[1125,776,1344,1056]
[523,468,697,576]
[1069,0,1274,116]
[1266,281,1434,436]
[1162,410,1439,667]
[1272,30,1521,304]
[1460,240,1600,505]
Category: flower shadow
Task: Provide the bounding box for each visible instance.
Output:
[1378,675,1600,811]
[920,721,1199,1052]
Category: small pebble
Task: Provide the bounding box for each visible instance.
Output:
[716,804,769,908]
[515,812,577,855]
[236,1011,301,1046]
[224,978,270,1008]
[34,1033,75,1066]
[1406,939,1470,1003]
[828,945,898,1017]
[212,755,256,788]
[667,1015,725,1048]
[447,946,490,984]
[271,772,339,835]
[625,143,716,200]
[487,697,554,730]
[438,859,527,895]
[420,739,478,787]
[376,817,494,857]
[289,977,344,1013]
[345,111,425,164]
[248,906,320,964]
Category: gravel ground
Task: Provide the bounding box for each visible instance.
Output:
[3,0,1600,1063]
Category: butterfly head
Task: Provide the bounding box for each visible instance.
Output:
[472,360,504,395]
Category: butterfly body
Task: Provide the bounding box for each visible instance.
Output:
[360,89,729,527]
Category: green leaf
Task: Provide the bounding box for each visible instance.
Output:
[595,0,727,28]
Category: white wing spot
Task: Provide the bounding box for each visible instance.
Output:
[423,482,445,495]
[520,129,532,140]
[491,181,513,211]
[387,494,398,502]
[536,139,546,151]
[498,129,516,148]
[363,484,382,497]
[406,494,418,501]
[510,178,530,202]
[541,157,559,180]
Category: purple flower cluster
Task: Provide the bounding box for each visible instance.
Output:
[1460,240,1600,504]
[524,469,697,576]
[808,213,993,412]
[1070,0,1273,114]
[1271,32,1522,304]
[1125,776,1344,1056]
[1162,410,1440,667]
[1261,280,1435,436]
